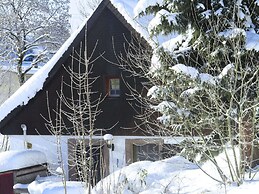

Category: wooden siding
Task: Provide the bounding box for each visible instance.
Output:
[0,1,148,136]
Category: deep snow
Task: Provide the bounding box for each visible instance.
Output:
[14,154,259,194]
[1,0,259,193]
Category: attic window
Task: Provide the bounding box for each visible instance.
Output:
[107,78,120,97]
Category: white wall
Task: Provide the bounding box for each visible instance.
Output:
[0,70,19,105]
[2,135,185,180]
[110,136,185,172]
[7,135,70,178]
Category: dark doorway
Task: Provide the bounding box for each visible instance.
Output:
[68,139,109,185]
[75,144,104,185]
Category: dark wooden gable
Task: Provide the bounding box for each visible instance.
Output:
[0,0,149,136]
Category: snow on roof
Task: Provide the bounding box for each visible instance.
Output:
[0,0,151,124]
[5,0,257,125]
[0,150,47,173]
[110,0,155,46]
[0,19,87,123]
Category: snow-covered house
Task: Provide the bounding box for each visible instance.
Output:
[0,67,42,105]
[0,67,19,105]
[0,0,180,181]
[0,62,42,105]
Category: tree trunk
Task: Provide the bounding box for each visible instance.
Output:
[239,115,254,172]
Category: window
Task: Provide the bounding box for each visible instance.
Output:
[107,78,120,97]
[133,143,159,162]
[125,139,163,164]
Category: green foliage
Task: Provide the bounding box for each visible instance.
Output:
[139,0,259,123]
[138,168,148,186]
[136,0,259,184]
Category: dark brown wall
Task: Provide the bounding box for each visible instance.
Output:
[0,6,146,136]
[87,7,142,135]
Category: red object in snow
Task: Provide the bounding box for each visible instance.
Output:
[0,172,14,194]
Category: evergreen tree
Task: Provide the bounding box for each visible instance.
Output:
[135,0,259,184]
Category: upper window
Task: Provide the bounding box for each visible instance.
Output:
[108,78,120,97]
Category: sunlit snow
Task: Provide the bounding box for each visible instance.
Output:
[11,153,259,194]
[148,10,178,33]
[180,87,200,97]
[0,150,46,173]
[218,64,234,79]
[218,28,246,39]
[27,176,85,194]
[246,31,259,51]
[199,73,216,85]
[152,101,176,112]
[147,85,159,99]
[0,20,87,122]
[91,153,259,194]
[170,64,199,79]
[134,0,163,17]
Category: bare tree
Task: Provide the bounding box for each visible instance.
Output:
[0,0,70,85]
[0,134,9,151]
[43,29,109,193]
[77,0,102,18]
[112,0,259,186]
[115,27,259,186]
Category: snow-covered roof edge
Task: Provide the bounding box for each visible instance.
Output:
[109,0,155,47]
[0,0,151,124]
[0,19,87,123]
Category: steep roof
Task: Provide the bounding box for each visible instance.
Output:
[0,21,85,123]
[0,0,150,130]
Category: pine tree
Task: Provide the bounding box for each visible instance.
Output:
[135,0,259,184]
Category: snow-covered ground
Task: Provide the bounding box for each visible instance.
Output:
[12,153,259,194]
[27,176,86,194]
[92,155,259,194]
[1,0,258,193]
